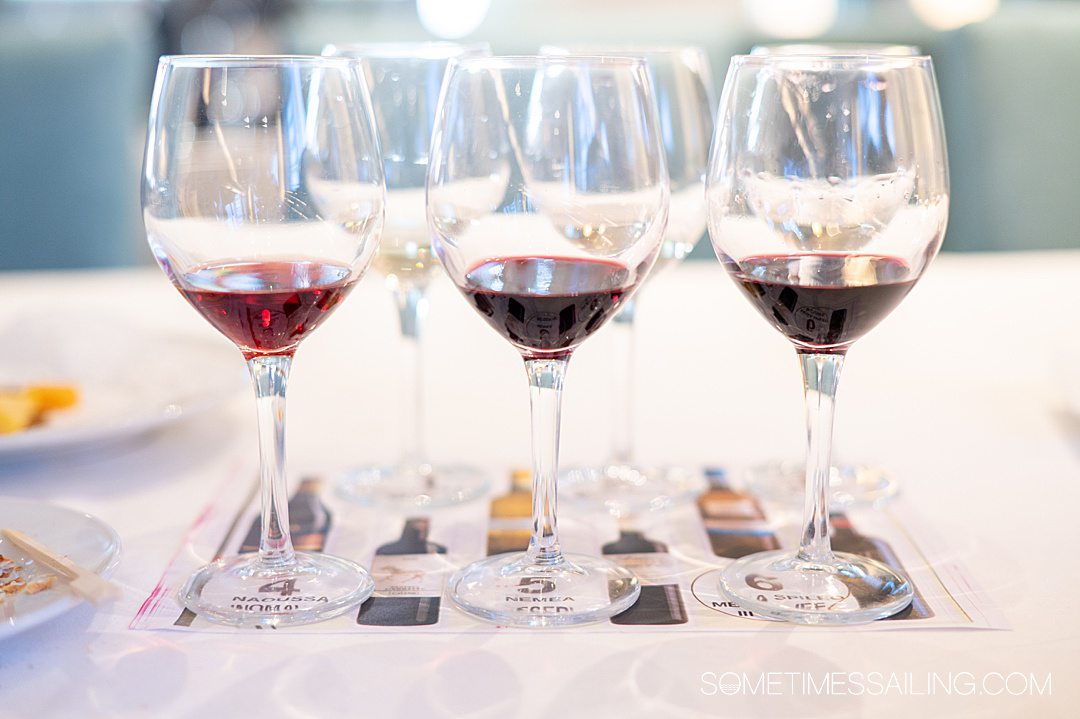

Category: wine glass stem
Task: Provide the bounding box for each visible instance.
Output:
[797,350,845,564]
[524,358,569,566]
[394,284,429,468]
[610,298,637,467]
[246,354,297,569]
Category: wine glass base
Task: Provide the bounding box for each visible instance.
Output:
[718,549,913,625]
[559,464,707,515]
[447,552,641,627]
[337,463,489,509]
[743,461,898,507]
[178,551,375,628]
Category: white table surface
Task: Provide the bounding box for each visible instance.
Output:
[0,252,1077,718]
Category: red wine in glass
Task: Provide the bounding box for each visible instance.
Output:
[464,256,638,359]
[729,253,916,351]
[178,260,356,357]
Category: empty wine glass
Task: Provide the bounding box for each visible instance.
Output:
[428,55,669,626]
[706,54,948,623]
[324,42,492,509]
[742,43,922,509]
[540,45,715,516]
[142,56,385,627]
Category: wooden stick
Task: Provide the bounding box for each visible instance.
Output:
[1,528,120,605]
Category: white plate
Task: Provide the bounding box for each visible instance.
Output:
[0,497,121,640]
[0,315,244,459]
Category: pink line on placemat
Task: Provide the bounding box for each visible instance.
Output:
[132,584,165,627]
[129,455,246,629]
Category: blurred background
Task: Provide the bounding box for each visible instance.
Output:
[1,0,1076,270]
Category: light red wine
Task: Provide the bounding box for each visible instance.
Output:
[728,254,915,351]
[178,260,355,357]
[464,256,636,359]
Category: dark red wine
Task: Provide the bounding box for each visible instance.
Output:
[178,260,355,357]
[464,257,635,359]
[728,254,915,351]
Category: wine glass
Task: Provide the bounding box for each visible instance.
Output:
[428,55,669,627]
[741,43,922,509]
[540,45,715,516]
[142,56,385,627]
[706,54,948,623]
[324,42,492,509]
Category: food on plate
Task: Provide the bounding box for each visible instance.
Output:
[0,384,79,434]
[25,575,56,594]
[0,395,35,434]
[0,553,57,599]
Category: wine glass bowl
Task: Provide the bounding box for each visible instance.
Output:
[324,41,493,509]
[142,55,385,627]
[751,43,921,57]
[323,42,490,290]
[144,60,383,302]
[706,54,948,624]
[430,58,668,301]
[429,55,669,627]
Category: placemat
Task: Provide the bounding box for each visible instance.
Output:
[131,464,1004,632]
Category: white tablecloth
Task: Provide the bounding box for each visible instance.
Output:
[0,252,1076,717]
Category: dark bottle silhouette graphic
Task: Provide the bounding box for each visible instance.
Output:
[696,469,780,558]
[602,530,688,625]
[357,518,447,626]
[240,478,330,553]
[176,479,324,627]
[486,469,533,555]
[830,512,933,620]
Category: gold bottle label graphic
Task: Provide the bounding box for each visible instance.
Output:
[486,469,533,555]
[697,469,780,558]
[357,518,447,627]
[603,530,688,625]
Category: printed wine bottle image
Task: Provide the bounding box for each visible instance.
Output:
[830,513,933,620]
[356,517,447,626]
[486,469,533,555]
[176,478,329,627]
[696,469,781,558]
[239,477,331,553]
[602,530,688,625]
